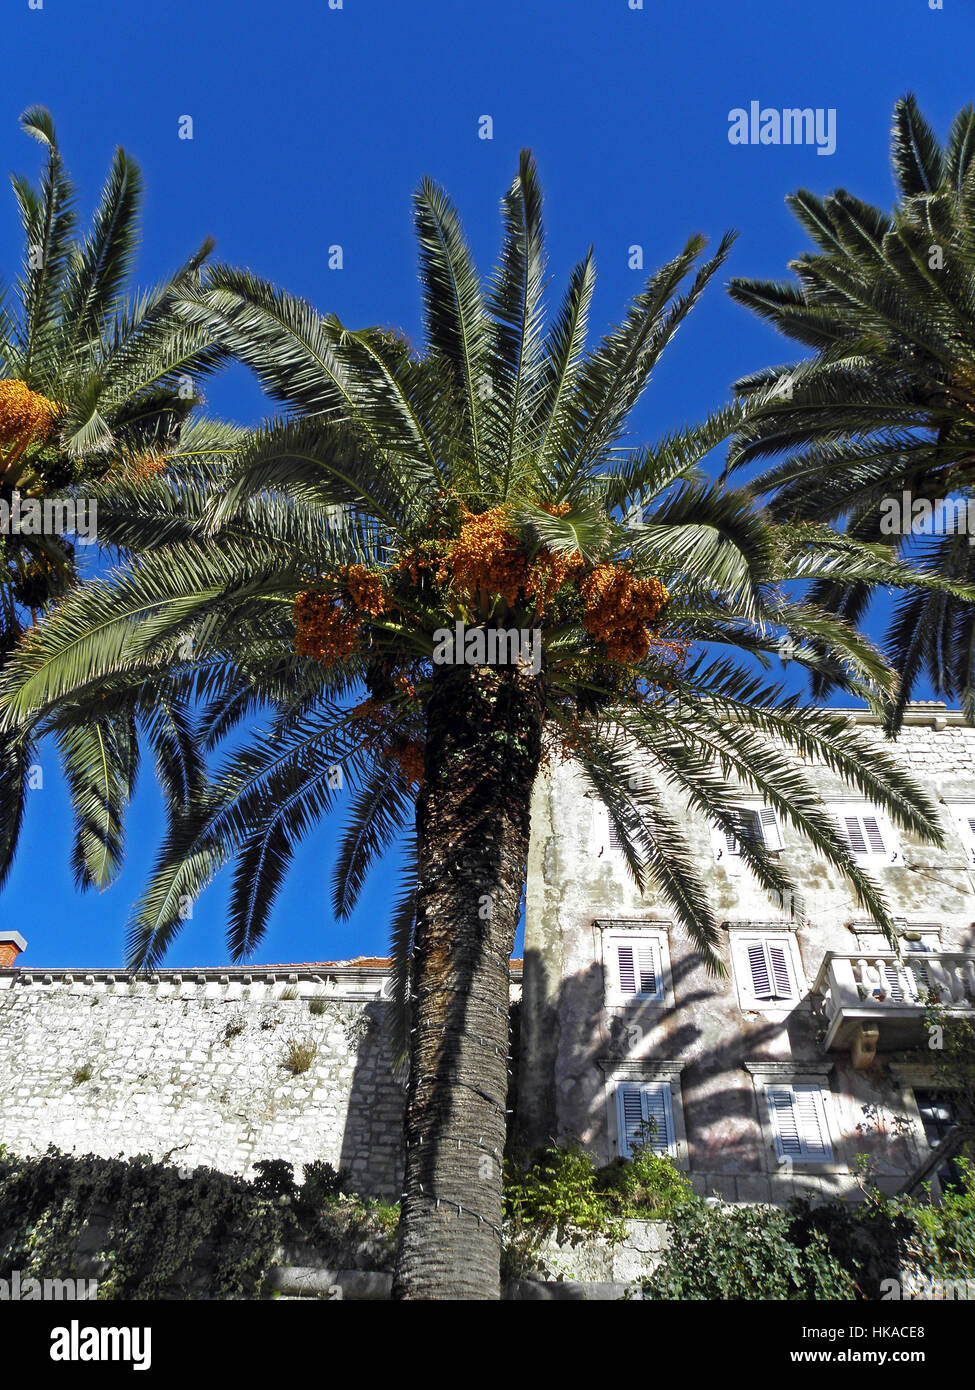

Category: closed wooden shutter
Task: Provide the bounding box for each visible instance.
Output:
[836,813,887,856]
[617,943,637,995]
[747,943,772,998]
[616,1082,674,1157]
[768,1087,802,1156]
[840,816,868,854]
[642,1085,672,1154]
[744,939,796,1003]
[615,939,661,1000]
[769,943,793,998]
[862,816,886,854]
[767,1085,833,1161]
[725,807,782,854]
[793,1087,832,1159]
[617,1084,646,1157]
[949,809,975,862]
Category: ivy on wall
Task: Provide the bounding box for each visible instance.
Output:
[0,1147,398,1299]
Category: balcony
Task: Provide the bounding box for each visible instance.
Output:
[813,952,975,1055]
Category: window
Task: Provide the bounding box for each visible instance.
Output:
[615,1081,676,1158]
[731,931,803,1011]
[914,1090,965,1194]
[830,805,899,863]
[765,1085,834,1163]
[611,935,663,1002]
[712,805,784,864]
[602,927,672,1007]
[607,810,658,855]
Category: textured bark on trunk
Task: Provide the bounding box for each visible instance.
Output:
[392,662,542,1300]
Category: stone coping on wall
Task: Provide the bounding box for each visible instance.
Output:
[0,961,523,1003]
[0,964,392,1003]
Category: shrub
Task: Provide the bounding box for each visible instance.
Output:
[0,1148,290,1299]
[0,1145,400,1296]
[641,1201,859,1301]
[299,1160,349,1207]
[502,1142,625,1280]
[222,1012,246,1044]
[251,1159,297,1200]
[281,1040,317,1075]
[905,1158,975,1281]
[597,1139,697,1221]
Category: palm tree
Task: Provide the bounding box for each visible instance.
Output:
[0,106,235,888]
[0,153,950,1298]
[727,94,975,727]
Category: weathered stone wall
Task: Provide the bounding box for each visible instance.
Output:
[0,970,406,1196]
[519,705,975,1201]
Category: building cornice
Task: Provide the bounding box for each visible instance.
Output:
[0,961,523,984]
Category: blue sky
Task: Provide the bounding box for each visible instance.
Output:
[0,0,971,967]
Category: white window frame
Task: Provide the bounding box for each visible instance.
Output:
[765,1084,835,1164]
[746,1064,842,1174]
[600,925,674,1009]
[829,803,900,864]
[601,1061,688,1167]
[614,1080,677,1159]
[730,930,804,1013]
[711,804,784,868]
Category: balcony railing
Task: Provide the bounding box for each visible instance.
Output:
[813,952,975,1053]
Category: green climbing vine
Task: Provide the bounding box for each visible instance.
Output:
[0,1147,398,1299]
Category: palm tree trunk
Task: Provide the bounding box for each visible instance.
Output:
[392,662,542,1300]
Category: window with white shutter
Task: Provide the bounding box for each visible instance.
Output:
[604,930,669,1006]
[830,805,898,863]
[713,805,784,862]
[765,1085,834,1163]
[733,933,802,1011]
[615,1081,675,1158]
[755,806,785,852]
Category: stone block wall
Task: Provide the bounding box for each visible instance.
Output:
[0,967,406,1196]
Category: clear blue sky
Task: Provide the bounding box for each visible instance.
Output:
[0,0,969,967]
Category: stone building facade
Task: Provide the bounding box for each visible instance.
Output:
[2,702,974,1207]
[517,703,975,1203]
